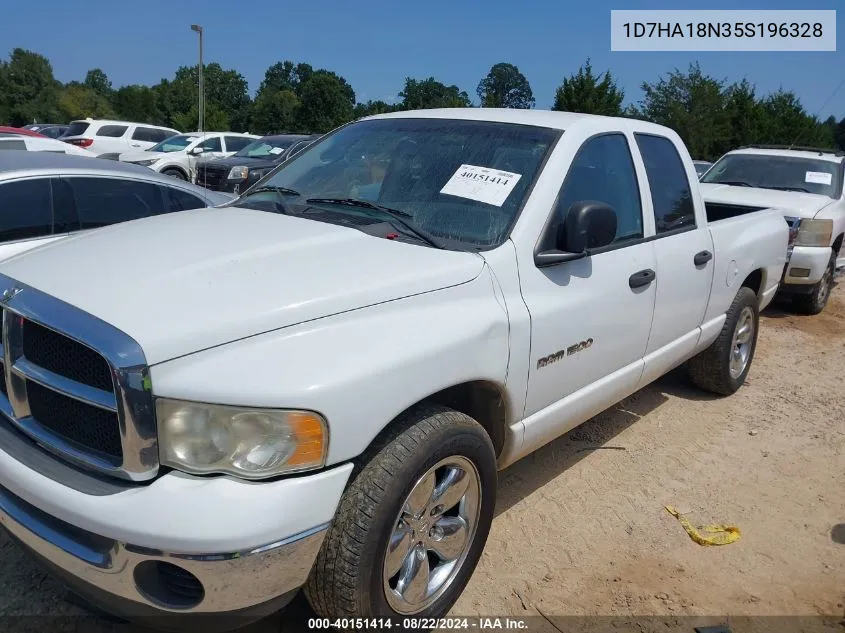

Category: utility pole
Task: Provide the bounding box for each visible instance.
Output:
[190,24,204,133]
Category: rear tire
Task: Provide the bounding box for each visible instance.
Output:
[687,286,759,396]
[162,168,186,181]
[305,405,497,632]
[793,254,835,315]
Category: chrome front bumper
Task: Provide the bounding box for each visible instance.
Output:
[0,483,327,616]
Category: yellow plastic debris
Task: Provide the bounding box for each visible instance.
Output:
[665,505,741,546]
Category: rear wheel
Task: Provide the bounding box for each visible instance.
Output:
[793,254,835,315]
[687,286,759,396]
[162,168,186,181]
[305,405,497,631]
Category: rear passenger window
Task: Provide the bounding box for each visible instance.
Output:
[164,186,208,211]
[552,133,643,246]
[133,127,168,143]
[96,125,129,138]
[634,134,696,234]
[224,136,252,152]
[0,179,53,242]
[65,177,168,229]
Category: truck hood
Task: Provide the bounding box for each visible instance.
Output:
[0,207,485,364]
[700,183,833,219]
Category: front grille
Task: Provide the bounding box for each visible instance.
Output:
[196,165,228,191]
[26,381,122,458]
[22,320,113,392]
[0,274,158,480]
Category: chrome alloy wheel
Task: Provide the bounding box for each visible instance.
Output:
[382,456,481,615]
[729,305,755,379]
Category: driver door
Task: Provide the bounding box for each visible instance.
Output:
[519,132,657,418]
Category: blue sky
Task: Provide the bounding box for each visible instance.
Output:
[1,0,842,118]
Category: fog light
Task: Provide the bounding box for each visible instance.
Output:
[789,268,811,278]
[134,561,205,609]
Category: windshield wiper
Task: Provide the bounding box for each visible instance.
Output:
[763,185,812,193]
[243,185,302,197]
[711,180,754,187]
[305,198,447,249]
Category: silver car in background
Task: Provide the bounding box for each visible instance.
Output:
[0,152,233,261]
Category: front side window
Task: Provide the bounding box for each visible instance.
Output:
[0,178,53,242]
[701,153,842,198]
[550,133,643,247]
[149,134,200,153]
[234,118,560,248]
[197,136,222,153]
[224,136,252,152]
[65,177,167,229]
[96,125,129,138]
[635,134,696,234]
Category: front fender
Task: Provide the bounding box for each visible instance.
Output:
[149,267,511,466]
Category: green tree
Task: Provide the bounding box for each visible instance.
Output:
[0,48,61,125]
[58,84,114,120]
[637,63,729,160]
[112,85,162,124]
[398,77,471,110]
[476,62,534,109]
[154,63,251,130]
[172,103,231,132]
[759,90,834,148]
[84,68,112,97]
[295,71,355,133]
[251,89,300,134]
[552,59,624,116]
[352,100,401,118]
[722,79,763,154]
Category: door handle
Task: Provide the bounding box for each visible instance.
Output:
[629,268,656,289]
[694,250,713,266]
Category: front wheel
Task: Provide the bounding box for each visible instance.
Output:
[161,168,187,181]
[686,286,759,396]
[793,254,835,315]
[305,405,497,631]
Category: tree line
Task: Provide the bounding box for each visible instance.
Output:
[0,48,842,161]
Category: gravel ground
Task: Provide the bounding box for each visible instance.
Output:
[1,280,843,633]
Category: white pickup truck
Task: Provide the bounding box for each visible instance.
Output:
[701,145,845,314]
[0,109,788,630]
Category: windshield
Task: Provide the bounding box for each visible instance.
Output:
[702,153,842,198]
[149,134,200,153]
[233,118,559,248]
[235,138,295,158]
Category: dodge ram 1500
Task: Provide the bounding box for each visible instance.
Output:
[0,109,788,630]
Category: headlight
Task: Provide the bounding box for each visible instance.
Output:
[136,159,157,167]
[157,399,327,479]
[795,218,833,247]
[228,166,248,180]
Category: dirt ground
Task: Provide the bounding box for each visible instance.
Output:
[1,281,843,633]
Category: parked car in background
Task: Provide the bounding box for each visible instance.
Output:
[60,119,180,156]
[116,132,259,181]
[0,126,46,138]
[0,134,97,157]
[0,109,788,629]
[0,152,232,262]
[693,160,713,178]
[23,124,69,139]
[196,133,319,192]
[701,144,845,314]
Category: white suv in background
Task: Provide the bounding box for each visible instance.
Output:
[117,132,259,181]
[61,119,180,156]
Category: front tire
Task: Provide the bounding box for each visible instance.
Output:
[793,254,835,315]
[687,286,759,396]
[161,168,187,181]
[305,405,497,631]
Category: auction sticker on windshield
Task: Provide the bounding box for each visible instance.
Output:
[440,164,522,207]
[269,147,284,154]
[805,171,832,185]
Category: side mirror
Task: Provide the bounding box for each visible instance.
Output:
[534,201,618,268]
[189,147,205,156]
